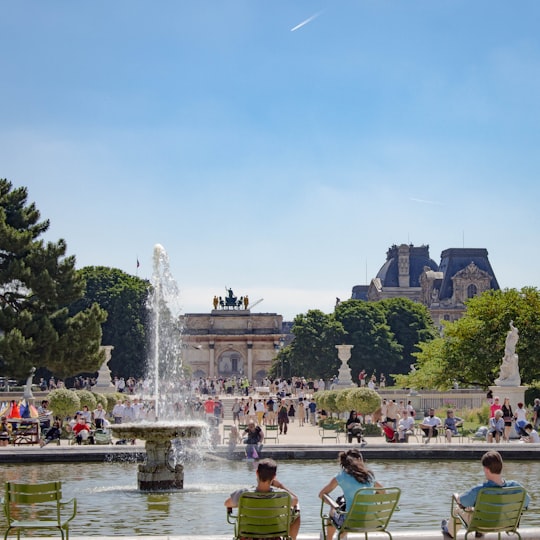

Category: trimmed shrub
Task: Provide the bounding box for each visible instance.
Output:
[76,389,97,411]
[48,388,81,420]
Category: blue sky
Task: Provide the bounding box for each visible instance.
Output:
[1,2,539,320]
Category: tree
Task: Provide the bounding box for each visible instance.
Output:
[70,267,149,379]
[277,310,345,379]
[334,300,402,383]
[0,180,107,380]
[379,297,437,375]
[396,287,540,389]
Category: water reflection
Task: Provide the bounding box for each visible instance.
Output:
[1,459,538,534]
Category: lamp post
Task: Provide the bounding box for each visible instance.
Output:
[279,337,285,378]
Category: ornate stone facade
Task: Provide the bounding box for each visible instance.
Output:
[180,310,283,382]
[353,244,499,328]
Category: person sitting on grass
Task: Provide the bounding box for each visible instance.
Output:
[224,458,301,540]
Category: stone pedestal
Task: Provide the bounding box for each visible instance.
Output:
[333,345,355,389]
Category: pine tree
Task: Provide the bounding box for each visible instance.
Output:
[0,179,106,379]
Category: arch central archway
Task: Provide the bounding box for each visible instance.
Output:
[217,350,244,377]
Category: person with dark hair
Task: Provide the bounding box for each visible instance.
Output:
[441,450,530,538]
[242,420,264,459]
[319,449,383,540]
[346,411,363,443]
[224,458,301,539]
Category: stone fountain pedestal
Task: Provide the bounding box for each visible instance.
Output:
[110,422,204,491]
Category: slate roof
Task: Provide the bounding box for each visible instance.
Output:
[438,248,499,300]
[375,244,438,287]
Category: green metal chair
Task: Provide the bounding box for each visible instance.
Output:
[320,486,401,540]
[450,486,527,540]
[3,481,77,540]
[227,491,292,540]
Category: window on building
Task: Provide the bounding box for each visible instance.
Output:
[467,284,478,298]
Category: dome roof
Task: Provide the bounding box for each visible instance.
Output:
[375,244,438,287]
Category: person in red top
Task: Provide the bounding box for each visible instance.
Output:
[72,416,93,444]
[489,396,502,418]
[203,397,215,419]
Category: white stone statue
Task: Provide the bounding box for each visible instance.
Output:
[494,321,521,386]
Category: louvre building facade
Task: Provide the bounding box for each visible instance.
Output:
[351,244,499,327]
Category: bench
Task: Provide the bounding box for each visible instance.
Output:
[3,481,77,540]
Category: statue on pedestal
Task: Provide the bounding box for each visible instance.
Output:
[494,321,521,387]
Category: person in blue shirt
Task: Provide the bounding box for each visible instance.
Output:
[319,449,383,540]
[442,450,530,538]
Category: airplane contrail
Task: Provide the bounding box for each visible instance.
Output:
[291,11,323,32]
[409,197,443,206]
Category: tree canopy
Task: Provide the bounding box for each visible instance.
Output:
[273,309,345,379]
[0,180,106,379]
[395,287,540,389]
[276,298,436,383]
[71,266,150,379]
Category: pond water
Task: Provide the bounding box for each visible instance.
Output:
[2,458,539,535]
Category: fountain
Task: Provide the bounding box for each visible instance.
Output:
[111,244,204,491]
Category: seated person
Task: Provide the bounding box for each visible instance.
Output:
[224,458,300,540]
[487,409,504,443]
[40,420,62,447]
[242,420,264,459]
[346,411,363,443]
[319,449,383,540]
[72,416,94,445]
[441,450,530,538]
[380,420,398,443]
[397,411,415,442]
[444,409,463,443]
[420,408,442,442]
[520,423,540,443]
[0,416,12,446]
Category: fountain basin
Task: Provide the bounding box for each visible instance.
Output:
[110,421,204,491]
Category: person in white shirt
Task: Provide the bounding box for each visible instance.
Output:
[521,423,540,443]
[397,411,415,442]
[420,408,442,443]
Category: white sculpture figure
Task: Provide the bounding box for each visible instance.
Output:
[494,321,521,386]
[23,367,36,400]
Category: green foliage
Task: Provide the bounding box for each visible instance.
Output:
[76,389,97,411]
[313,390,340,413]
[93,393,108,410]
[0,180,107,379]
[48,388,81,419]
[346,387,382,415]
[277,310,345,379]
[315,387,382,417]
[402,287,540,389]
[379,297,437,376]
[334,300,402,383]
[71,266,150,379]
[362,423,382,437]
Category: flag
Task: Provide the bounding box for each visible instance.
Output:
[136,258,140,268]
